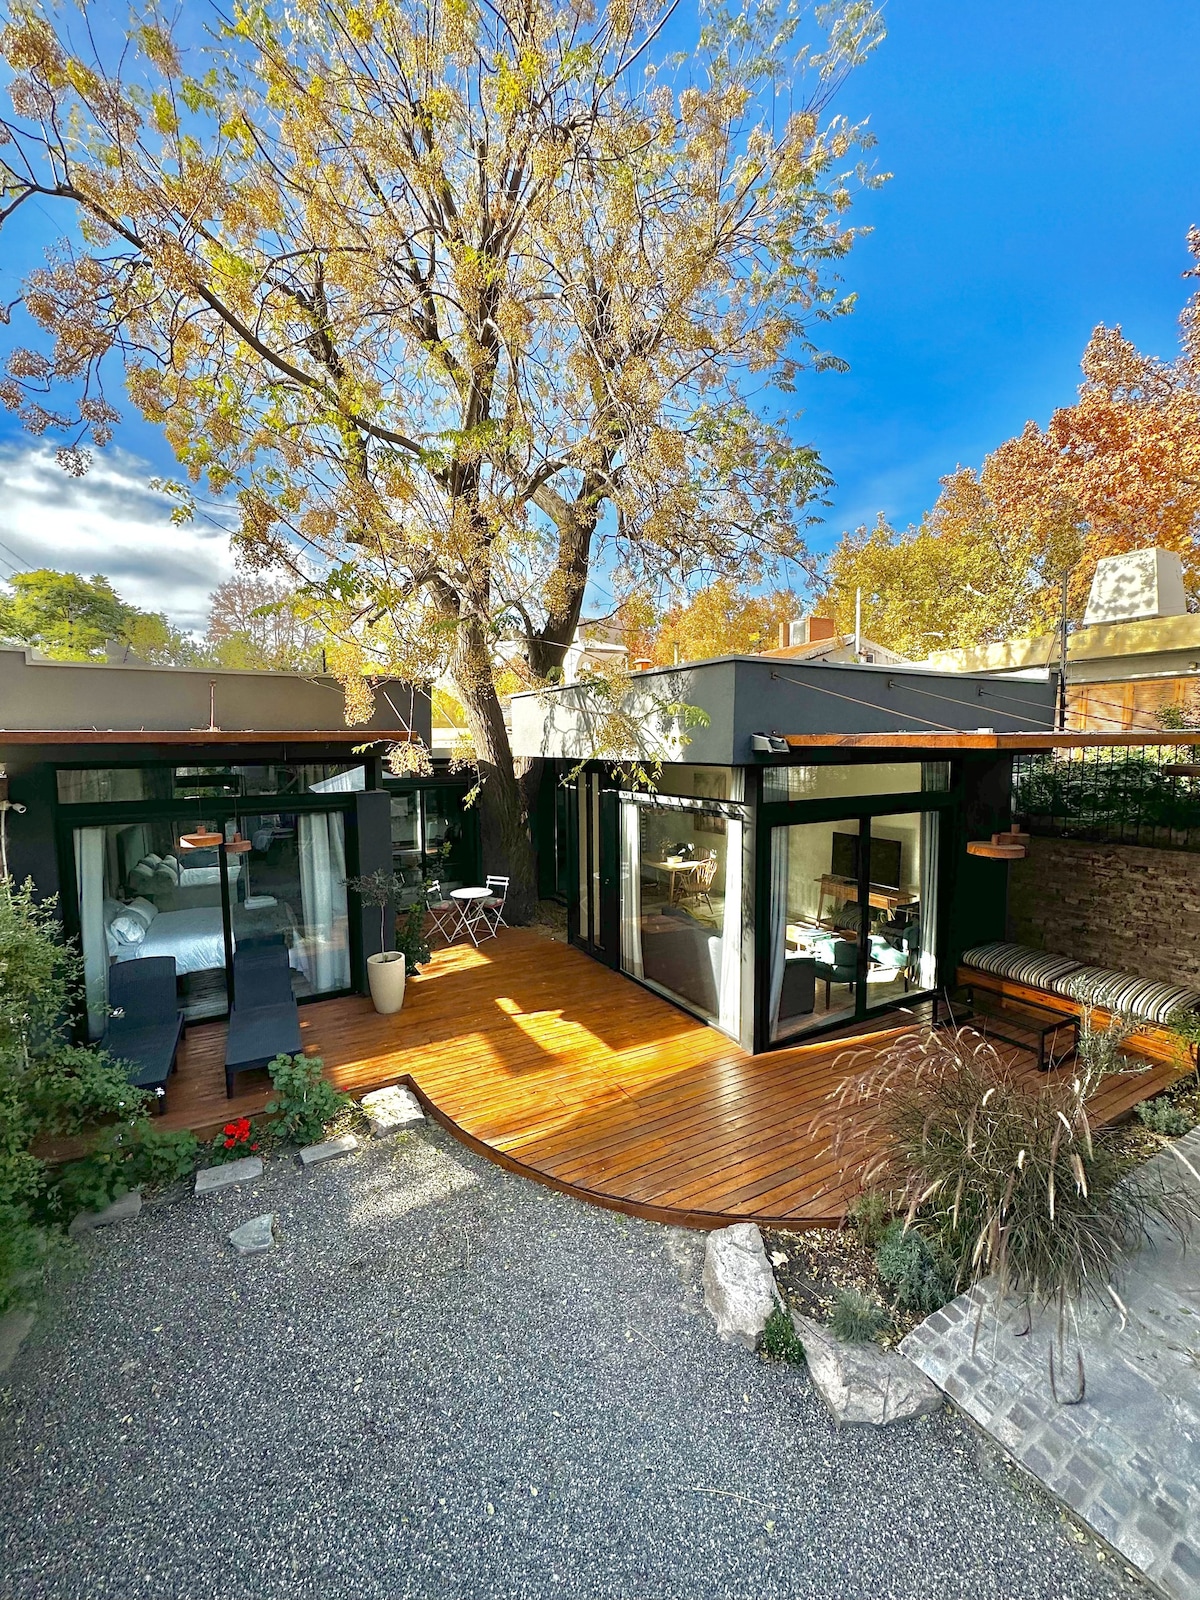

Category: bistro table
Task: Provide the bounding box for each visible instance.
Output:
[648,858,701,905]
[450,885,494,946]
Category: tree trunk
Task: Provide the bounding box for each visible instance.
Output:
[451,618,539,924]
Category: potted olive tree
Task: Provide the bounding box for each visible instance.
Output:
[345,869,410,1014]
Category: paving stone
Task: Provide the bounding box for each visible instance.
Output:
[228,1214,277,1256]
[299,1133,359,1167]
[195,1157,263,1195]
[68,1189,143,1236]
[1169,1541,1200,1584]
[360,1084,424,1138]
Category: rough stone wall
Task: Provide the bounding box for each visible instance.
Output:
[1007,836,1200,988]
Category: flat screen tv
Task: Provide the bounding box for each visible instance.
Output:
[831,832,902,890]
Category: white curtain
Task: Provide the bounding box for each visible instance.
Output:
[918,810,940,990]
[298,811,350,991]
[717,816,743,1038]
[767,825,790,1039]
[74,827,108,1039]
[618,800,644,978]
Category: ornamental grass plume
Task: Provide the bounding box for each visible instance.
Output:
[822,1027,1200,1340]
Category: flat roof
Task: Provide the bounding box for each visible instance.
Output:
[780,731,1200,751]
[0,729,412,746]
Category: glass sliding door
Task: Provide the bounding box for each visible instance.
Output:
[619,793,744,1038]
[767,808,939,1044]
[73,819,231,1037]
[233,811,350,997]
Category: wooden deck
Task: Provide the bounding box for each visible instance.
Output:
[159,928,1181,1229]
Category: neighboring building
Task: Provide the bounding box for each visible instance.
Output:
[918,549,1200,732]
[759,614,909,667]
[0,648,482,1038]
[515,653,1062,1054]
[563,618,628,680]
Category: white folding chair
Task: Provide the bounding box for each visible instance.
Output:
[482,874,509,934]
[425,880,458,943]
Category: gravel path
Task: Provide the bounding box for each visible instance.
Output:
[0,1128,1145,1600]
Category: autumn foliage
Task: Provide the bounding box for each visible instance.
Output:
[821,229,1200,657]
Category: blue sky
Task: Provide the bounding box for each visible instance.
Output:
[793,0,1200,555]
[1,0,1198,626]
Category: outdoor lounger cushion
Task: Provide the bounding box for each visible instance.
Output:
[224,939,301,1096]
[1047,967,1200,1027]
[103,955,184,1107]
[960,943,1084,990]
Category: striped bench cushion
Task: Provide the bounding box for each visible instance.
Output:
[961,943,1084,989]
[1048,967,1200,1026]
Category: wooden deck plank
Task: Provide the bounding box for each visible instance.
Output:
[156,928,1182,1230]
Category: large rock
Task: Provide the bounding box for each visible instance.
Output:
[195,1156,263,1195]
[0,1309,35,1376]
[703,1223,779,1348]
[360,1084,425,1138]
[793,1312,942,1426]
[69,1189,142,1236]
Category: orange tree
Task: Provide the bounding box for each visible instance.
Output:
[0,0,884,914]
[821,229,1200,657]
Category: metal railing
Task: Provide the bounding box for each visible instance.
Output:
[1012,745,1200,852]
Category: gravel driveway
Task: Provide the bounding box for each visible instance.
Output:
[0,1128,1144,1600]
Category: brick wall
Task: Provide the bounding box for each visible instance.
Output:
[1007,836,1200,988]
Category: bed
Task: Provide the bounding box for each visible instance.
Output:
[110,901,311,982]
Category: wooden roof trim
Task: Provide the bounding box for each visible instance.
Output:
[779,731,1200,751]
[0,728,412,746]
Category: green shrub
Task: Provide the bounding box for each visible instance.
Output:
[0,879,166,1308]
[828,1289,890,1344]
[828,1027,1200,1329]
[126,1124,200,1185]
[847,1189,890,1250]
[265,1052,347,1146]
[396,900,432,975]
[760,1305,805,1365]
[875,1220,953,1315]
[1136,1096,1196,1137]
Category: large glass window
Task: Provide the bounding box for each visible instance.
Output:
[57,762,365,805]
[767,810,938,1043]
[73,809,351,1038]
[619,793,744,1037]
[762,762,929,802]
[387,783,477,897]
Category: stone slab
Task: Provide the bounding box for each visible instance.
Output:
[299,1133,359,1167]
[702,1223,779,1349]
[360,1084,425,1138]
[901,1128,1200,1600]
[0,1309,35,1376]
[195,1156,263,1195]
[794,1313,942,1426]
[68,1189,142,1236]
[228,1214,277,1256]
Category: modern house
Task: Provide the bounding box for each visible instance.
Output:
[0,647,478,1038]
[514,653,1064,1054]
[919,548,1200,732]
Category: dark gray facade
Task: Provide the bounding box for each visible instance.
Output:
[511,656,1058,765]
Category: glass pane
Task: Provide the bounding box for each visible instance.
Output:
[576,780,588,935]
[860,812,937,1012]
[762,763,925,802]
[232,813,349,996]
[653,765,733,801]
[57,768,172,804]
[625,798,740,1031]
[422,788,473,890]
[73,818,229,1038]
[768,818,863,1041]
[57,763,366,804]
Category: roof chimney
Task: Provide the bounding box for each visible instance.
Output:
[787,615,838,648]
[1083,548,1187,626]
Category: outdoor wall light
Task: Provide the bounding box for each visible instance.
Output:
[750,733,790,754]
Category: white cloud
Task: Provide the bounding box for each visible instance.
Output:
[0,442,236,633]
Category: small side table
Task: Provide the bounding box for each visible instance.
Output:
[450,886,493,946]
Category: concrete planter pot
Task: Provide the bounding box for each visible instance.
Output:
[367,951,406,1014]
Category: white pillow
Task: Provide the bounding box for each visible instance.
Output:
[105,924,122,959]
[126,896,159,930]
[161,855,180,881]
[142,852,164,871]
[110,914,147,946]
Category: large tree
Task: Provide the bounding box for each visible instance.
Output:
[820,230,1200,658]
[203,569,324,670]
[0,565,193,660]
[0,0,884,915]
